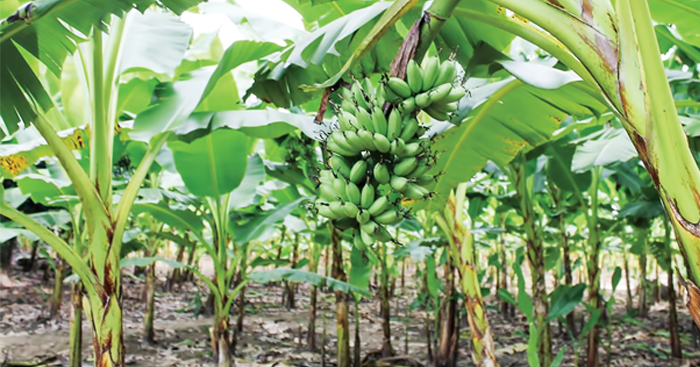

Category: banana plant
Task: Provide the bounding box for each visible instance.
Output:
[434,183,498,367]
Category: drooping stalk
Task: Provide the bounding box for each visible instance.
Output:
[379,240,394,357]
[331,225,350,367]
[509,155,552,366]
[585,168,602,367]
[69,283,83,367]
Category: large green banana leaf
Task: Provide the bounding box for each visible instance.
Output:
[0,0,203,138]
[649,0,700,49]
[168,128,249,198]
[419,72,608,213]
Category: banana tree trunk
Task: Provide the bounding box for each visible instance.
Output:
[69,283,83,367]
[435,255,457,367]
[461,258,499,366]
[379,241,394,357]
[353,297,361,367]
[212,302,232,367]
[664,219,682,358]
[586,170,602,367]
[511,157,552,366]
[285,234,299,310]
[331,226,350,367]
[143,262,156,344]
[624,243,633,313]
[497,234,510,318]
[307,240,319,350]
[636,227,649,318]
[83,260,124,366]
[49,258,64,319]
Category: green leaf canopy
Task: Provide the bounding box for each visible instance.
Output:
[168,128,249,198]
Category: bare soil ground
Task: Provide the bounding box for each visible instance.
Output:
[1,267,699,367]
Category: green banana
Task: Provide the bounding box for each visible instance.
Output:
[344,130,366,152]
[409,162,432,178]
[330,131,358,155]
[435,60,458,86]
[387,77,412,98]
[390,175,408,192]
[415,91,432,109]
[330,155,351,177]
[338,111,358,131]
[356,107,374,132]
[399,117,420,142]
[387,108,402,140]
[421,56,440,91]
[406,59,423,94]
[353,229,368,251]
[318,204,343,220]
[393,157,418,176]
[356,210,371,225]
[341,99,356,114]
[430,101,459,113]
[398,97,416,115]
[399,142,423,157]
[434,86,466,105]
[372,107,388,135]
[343,202,360,218]
[417,174,434,186]
[428,83,452,104]
[404,183,430,200]
[424,106,450,121]
[319,183,336,201]
[390,138,406,156]
[333,177,348,201]
[349,160,368,184]
[376,82,386,107]
[346,182,361,205]
[373,162,390,184]
[361,221,378,237]
[360,226,376,246]
[373,133,391,153]
[374,208,403,225]
[357,129,377,151]
[326,139,357,157]
[373,224,393,242]
[368,196,391,216]
[361,184,375,209]
[329,201,346,217]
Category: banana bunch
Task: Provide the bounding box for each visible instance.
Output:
[384,56,465,121]
[314,56,463,252]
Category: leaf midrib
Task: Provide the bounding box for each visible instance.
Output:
[655,0,700,19]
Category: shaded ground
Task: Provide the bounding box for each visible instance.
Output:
[1,267,699,367]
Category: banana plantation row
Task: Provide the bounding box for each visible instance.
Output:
[1,0,699,367]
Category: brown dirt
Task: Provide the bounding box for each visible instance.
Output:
[0,267,699,367]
